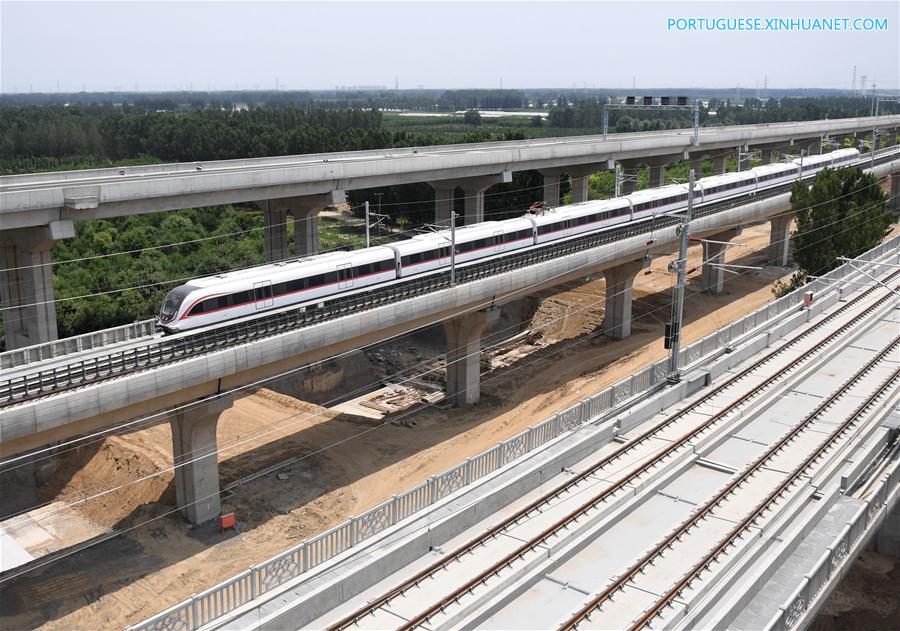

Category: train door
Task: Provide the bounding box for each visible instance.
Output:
[337,263,353,290]
[253,280,273,309]
[493,231,504,253]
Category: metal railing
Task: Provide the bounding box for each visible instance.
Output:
[765,458,900,631]
[6,148,899,405]
[127,234,899,631]
[0,319,156,370]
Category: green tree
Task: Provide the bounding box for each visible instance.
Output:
[774,166,892,296]
[463,110,482,126]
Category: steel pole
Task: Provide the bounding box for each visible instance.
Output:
[667,168,695,382]
[364,201,370,248]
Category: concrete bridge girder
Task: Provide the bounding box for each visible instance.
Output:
[5,162,900,459]
[8,118,899,232]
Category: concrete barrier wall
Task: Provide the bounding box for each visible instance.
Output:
[128,233,900,631]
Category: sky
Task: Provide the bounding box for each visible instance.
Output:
[1,0,897,93]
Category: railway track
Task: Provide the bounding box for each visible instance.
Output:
[3,149,897,408]
[325,267,898,630]
[561,336,900,631]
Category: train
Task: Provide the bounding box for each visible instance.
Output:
[157,147,859,332]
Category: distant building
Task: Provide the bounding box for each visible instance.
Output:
[335,85,388,91]
[232,102,249,112]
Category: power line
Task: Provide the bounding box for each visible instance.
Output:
[2,211,893,588]
[0,149,885,318]
[2,198,892,513]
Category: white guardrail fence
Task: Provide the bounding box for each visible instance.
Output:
[0,318,157,370]
[129,235,900,631]
[765,457,900,631]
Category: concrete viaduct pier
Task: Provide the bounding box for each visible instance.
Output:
[4,152,897,527]
[2,116,898,351]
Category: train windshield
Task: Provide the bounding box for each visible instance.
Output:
[159,287,191,322]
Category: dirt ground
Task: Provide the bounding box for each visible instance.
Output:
[810,550,900,631]
[0,221,882,630]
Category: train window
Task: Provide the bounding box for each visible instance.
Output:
[272,282,288,297]
[355,263,370,276]
[231,290,252,305]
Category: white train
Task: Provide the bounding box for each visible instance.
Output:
[158,147,859,332]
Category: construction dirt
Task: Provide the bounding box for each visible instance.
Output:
[809,550,900,631]
[0,221,892,630]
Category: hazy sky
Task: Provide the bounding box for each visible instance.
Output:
[1,0,897,93]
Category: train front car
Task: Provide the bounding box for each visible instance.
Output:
[157,285,197,333]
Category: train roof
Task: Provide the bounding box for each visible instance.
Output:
[697,170,757,188]
[625,182,693,203]
[184,246,395,289]
[794,153,833,165]
[751,163,800,176]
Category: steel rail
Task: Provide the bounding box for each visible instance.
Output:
[563,337,900,631]
[326,272,897,631]
[2,150,897,407]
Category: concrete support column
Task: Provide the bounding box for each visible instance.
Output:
[257,191,344,259]
[262,202,289,262]
[0,220,74,350]
[690,157,706,177]
[462,187,487,225]
[169,397,233,525]
[875,501,900,558]
[648,164,665,188]
[430,173,510,226]
[620,166,639,195]
[443,307,500,406]
[429,182,456,227]
[736,146,752,171]
[539,168,565,206]
[889,173,900,214]
[701,228,741,294]
[712,154,728,175]
[749,142,785,166]
[567,164,607,204]
[805,138,822,155]
[293,208,319,258]
[768,214,793,266]
[602,258,649,339]
[459,175,508,225]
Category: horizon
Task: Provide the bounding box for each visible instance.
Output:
[2,1,897,94]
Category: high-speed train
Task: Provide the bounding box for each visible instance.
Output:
[157,148,859,332]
